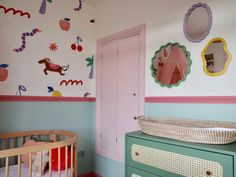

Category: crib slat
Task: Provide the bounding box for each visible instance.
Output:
[4,139,9,150]
[70,145,73,177]
[23,136,26,145]
[18,155,21,177]
[58,147,61,177]
[65,146,68,177]
[49,150,52,177]
[28,153,32,177]
[40,151,42,177]
[74,144,78,177]
[5,157,9,177]
[13,138,17,164]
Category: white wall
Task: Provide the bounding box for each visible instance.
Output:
[0,0,96,97]
[95,0,236,96]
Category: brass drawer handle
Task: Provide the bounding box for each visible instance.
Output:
[135,152,139,156]
[206,171,212,176]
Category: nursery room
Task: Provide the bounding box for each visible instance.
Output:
[1,0,236,177]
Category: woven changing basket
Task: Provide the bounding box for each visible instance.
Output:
[138,117,236,144]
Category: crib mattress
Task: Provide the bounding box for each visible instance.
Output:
[0,163,71,177]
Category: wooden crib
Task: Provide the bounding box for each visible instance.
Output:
[0,130,78,177]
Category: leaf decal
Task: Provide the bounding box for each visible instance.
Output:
[0,64,9,68]
[47,86,54,93]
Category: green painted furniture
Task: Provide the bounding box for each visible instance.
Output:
[125,131,236,177]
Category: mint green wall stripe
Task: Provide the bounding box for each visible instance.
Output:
[145,103,236,122]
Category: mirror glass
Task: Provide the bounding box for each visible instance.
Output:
[183,3,212,43]
[202,38,232,76]
[151,43,192,87]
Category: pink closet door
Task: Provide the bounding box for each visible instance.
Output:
[117,34,141,160]
[100,41,118,154]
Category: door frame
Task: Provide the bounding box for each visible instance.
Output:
[96,24,146,161]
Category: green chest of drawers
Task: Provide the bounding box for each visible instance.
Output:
[125,131,236,177]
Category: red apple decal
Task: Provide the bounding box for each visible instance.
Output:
[0,64,9,81]
[59,18,71,31]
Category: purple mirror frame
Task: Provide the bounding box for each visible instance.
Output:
[183,2,212,43]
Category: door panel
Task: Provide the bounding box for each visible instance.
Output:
[117,35,141,158]
[100,41,118,154]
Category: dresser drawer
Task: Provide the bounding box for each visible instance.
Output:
[126,166,161,177]
[126,136,233,177]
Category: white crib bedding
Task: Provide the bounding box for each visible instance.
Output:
[0,163,71,177]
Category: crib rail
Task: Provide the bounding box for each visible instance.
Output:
[0,130,78,177]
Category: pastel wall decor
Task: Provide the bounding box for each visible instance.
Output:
[0,5,31,19]
[38,58,69,76]
[49,42,58,52]
[48,86,62,97]
[183,2,212,43]
[59,18,71,31]
[86,55,94,79]
[201,37,232,76]
[71,36,83,52]
[151,43,191,88]
[39,0,52,15]
[0,64,9,81]
[13,28,41,52]
[60,80,83,86]
[74,0,82,11]
[15,85,27,96]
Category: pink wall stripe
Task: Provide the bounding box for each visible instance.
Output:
[145,96,236,104]
[0,95,96,102]
[1,95,236,104]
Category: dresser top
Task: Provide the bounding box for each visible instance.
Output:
[126,131,236,155]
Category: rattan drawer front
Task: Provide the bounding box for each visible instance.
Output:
[131,144,223,177]
[131,174,141,177]
[127,166,161,177]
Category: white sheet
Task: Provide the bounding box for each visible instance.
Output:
[0,163,71,177]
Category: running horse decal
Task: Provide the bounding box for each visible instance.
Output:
[38,58,69,75]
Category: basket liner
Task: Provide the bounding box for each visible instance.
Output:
[138,117,236,144]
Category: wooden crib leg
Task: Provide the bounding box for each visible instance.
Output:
[17,155,21,177]
[65,146,68,177]
[5,157,9,177]
[28,153,32,177]
[49,150,52,177]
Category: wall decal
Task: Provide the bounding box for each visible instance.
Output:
[86,55,94,79]
[74,0,82,11]
[59,18,71,31]
[49,42,58,52]
[0,64,9,81]
[71,36,83,52]
[15,85,27,96]
[84,92,91,97]
[60,79,83,86]
[13,28,41,52]
[0,5,31,19]
[48,86,62,96]
[38,58,69,76]
[39,0,53,15]
[90,19,95,23]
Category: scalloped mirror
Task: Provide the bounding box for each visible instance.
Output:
[183,2,212,43]
[202,38,232,76]
[151,43,192,88]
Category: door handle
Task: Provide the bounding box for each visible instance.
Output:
[133,115,144,120]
